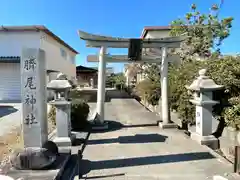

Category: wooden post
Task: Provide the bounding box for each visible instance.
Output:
[78,149,83,179]
[234,146,240,174]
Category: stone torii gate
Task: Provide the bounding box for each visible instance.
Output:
[78,30,186,129]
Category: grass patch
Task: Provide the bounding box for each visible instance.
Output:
[0,119,56,172]
[0,127,23,166]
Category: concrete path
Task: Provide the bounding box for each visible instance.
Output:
[0,103,21,136]
[0,103,53,137]
[79,90,233,180]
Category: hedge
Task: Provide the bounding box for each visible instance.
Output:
[168,56,240,129]
[71,99,90,130]
[48,99,90,130]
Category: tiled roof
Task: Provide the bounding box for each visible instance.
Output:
[76,65,98,72]
[0,56,20,63]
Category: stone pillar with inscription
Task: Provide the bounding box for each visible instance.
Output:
[186,69,224,149]
[21,48,48,148]
[47,74,75,147]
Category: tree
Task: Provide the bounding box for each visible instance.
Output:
[125,63,142,82]
[106,74,116,87]
[135,79,161,106]
[142,63,161,83]
[168,56,240,127]
[170,3,233,61]
[112,73,126,89]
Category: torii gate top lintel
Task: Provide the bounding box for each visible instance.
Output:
[78,30,129,42]
[78,30,188,48]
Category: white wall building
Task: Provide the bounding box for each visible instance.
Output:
[135,26,180,83]
[0,25,78,101]
[141,26,171,39]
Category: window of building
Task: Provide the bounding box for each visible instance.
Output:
[83,75,88,80]
[60,48,67,59]
[71,56,75,64]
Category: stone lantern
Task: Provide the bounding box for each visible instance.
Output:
[47,73,75,147]
[186,69,224,149]
[90,78,94,88]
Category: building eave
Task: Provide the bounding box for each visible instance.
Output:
[141,26,171,38]
[0,56,20,63]
[76,65,98,73]
[0,25,79,54]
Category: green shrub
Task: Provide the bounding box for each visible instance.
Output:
[135,79,161,106]
[112,73,126,89]
[115,84,122,90]
[71,99,90,130]
[168,56,240,127]
[224,96,240,130]
[47,99,90,130]
[69,90,82,99]
[206,57,240,121]
[168,60,204,122]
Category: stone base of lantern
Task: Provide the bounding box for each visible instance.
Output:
[158,122,178,129]
[90,121,109,130]
[191,132,219,150]
[53,134,76,147]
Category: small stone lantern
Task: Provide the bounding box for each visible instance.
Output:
[47,73,75,147]
[186,69,224,149]
[90,78,94,88]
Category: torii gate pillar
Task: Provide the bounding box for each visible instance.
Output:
[159,47,177,128]
[96,47,107,123]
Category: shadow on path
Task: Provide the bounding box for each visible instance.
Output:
[78,152,215,176]
[73,120,159,134]
[0,105,18,118]
[87,133,168,145]
[83,173,125,179]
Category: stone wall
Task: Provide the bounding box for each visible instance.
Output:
[219,127,240,163]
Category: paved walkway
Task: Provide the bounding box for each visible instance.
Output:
[78,90,233,180]
[0,103,21,136]
[0,103,53,136]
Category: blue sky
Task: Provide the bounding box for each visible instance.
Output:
[1,0,239,72]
